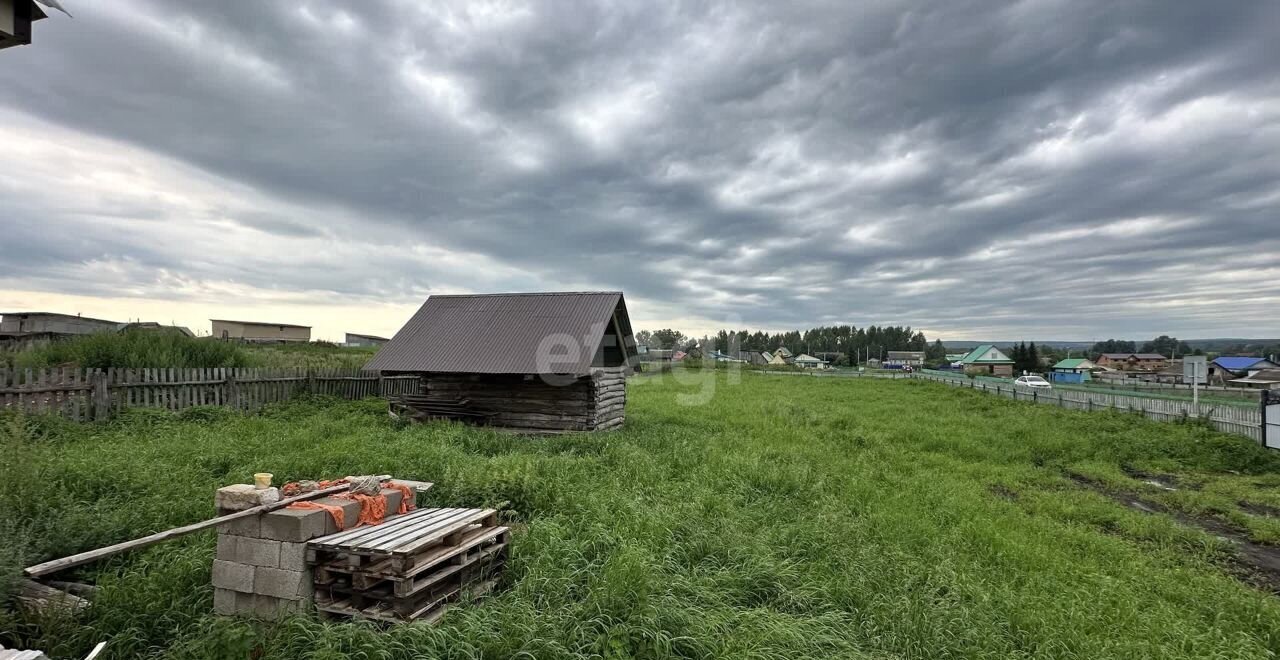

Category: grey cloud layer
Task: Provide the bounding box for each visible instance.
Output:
[1,0,1278,336]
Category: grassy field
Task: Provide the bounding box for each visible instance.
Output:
[3,372,1280,659]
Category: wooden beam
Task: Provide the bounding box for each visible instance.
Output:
[23,477,390,578]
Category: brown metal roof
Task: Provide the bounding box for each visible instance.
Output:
[364,291,633,375]
[210,319,312,329]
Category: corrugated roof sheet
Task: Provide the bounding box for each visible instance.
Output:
[364,292,632,375]
[210,319,312,329]
[1213,356,1271,370]
[1230,369,1280,383]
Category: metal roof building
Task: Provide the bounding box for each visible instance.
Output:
[366,292,634,375]
[367,292,634,434]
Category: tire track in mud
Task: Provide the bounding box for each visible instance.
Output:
[1064,471,1280,595]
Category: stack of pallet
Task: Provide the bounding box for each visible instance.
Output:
[308,507,508,622]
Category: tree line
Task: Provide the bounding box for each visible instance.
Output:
[635,325,930,367]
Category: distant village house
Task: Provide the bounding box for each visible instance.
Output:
[211,319,311,343]
[1228,368,1280,390]
[792,354,830,370]
[1210,356,1280,385]
[884,351,924,369]
[1094,353,1169,372]
[957,344,1015,377]
[1050,358,1096,383]
[345,333,389,348]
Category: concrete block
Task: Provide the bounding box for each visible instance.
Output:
[261,508,327,542]
[313,497,363,534]
[278,541,308,571]
[253,594,303,620]
[236,536,281,568]
[213,587,239,615]
[219,513,261,537]
[211,560,255,593]
[254,567,311,600]
[215,533,238,561]
[215,485,279,512]
[380,488,403,517]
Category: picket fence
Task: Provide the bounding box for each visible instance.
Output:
[914,372,1263,443]
[0,367,419,422]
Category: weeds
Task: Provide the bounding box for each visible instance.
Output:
[3,374,1280,658]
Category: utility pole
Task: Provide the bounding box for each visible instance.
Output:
[1192,360,1200,416]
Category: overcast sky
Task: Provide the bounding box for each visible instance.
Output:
[1,1,1278,342]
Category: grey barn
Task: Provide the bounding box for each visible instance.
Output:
[365,291,635,433]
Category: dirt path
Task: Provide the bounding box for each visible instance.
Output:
[1066,472,1280,594]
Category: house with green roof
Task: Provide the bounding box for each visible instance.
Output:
[1050,357,1097,383]
[957,344,1015,376]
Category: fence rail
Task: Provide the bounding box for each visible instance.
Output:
[0,367,419,422]
[914,372,1263,443]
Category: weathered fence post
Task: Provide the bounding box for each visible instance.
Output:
[377,374,386,397]
[227,370,239,411]
[91,370,110,422]
[306,367,315,395]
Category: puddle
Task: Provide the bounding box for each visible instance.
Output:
[1121,466,1186,492]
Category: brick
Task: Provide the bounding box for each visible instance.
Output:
[215,485,279,512]
[278,541,308,570]
[236,536,281,568]
[261,508,327,542]
[312,497,363,534]
[211,560,255,593]
[254,567,310,600]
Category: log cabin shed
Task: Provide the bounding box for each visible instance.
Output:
[365,291,635,433]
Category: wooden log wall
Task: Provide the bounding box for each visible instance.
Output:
[422,366,628,433]
[0,367,418,422]
[591,366,627,431]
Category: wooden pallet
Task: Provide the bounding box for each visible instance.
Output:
[316,578,498,623]
[308,507,506,621]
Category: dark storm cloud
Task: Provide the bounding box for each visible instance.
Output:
[1,0,1278,337]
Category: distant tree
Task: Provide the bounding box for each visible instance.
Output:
[1028,342,1040,371]
[1090,339,1137,356]
[634,330,653,346]
[649,329,688,350]
[1140,335,1185,357]
[925,339,948,363]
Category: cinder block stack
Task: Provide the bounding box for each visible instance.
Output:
[212,482,417,620]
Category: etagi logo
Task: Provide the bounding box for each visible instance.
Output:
[531,318,746,405]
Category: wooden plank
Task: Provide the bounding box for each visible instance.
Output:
[23,478,387,578]
[369,509,496,555]
[313,508,460,549]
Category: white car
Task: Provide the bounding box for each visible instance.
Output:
[1014,375,1052,390]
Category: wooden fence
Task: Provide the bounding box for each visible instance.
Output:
[914,372,1263,443]
[0,367,419,422]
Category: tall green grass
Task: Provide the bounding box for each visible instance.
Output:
[6,330,254,370]
[244,342,378,370]
[3,374,1280,659]
[4,333,378,370]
